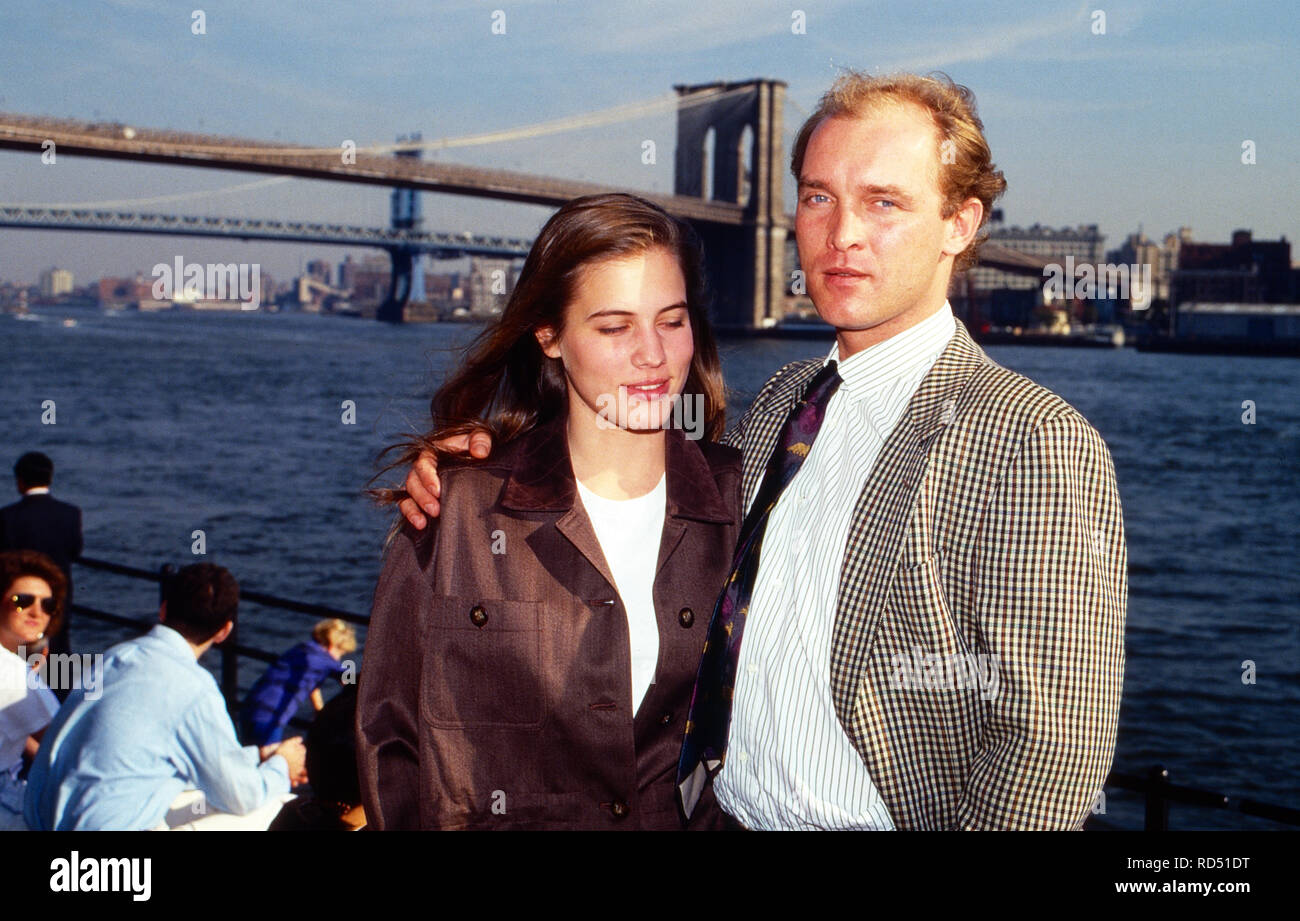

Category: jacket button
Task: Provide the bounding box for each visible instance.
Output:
[469,605,488,628]
[610,801,630,819]
[659,712,673,726]
[678,608,694,628]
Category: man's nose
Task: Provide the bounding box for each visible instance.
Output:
[828,206,865,252]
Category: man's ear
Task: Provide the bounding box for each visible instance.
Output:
[942,197,984,258]
[534,326,562,360]
[212,620,234,646]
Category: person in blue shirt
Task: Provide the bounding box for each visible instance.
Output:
[239,618,354,746]
[23,563,308,831]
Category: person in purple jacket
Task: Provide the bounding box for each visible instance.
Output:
[240,618,355,746]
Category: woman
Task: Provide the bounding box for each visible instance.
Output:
[0,550,64,830]
[357,193,740,829]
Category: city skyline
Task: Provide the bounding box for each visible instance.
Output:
[1,0,1296,283]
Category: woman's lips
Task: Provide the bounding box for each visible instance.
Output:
[623,380,670,399]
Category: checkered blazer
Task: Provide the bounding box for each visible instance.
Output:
[723,319,1126,830]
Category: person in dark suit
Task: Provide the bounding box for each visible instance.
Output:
[356,194,739,830]
[0,452,83,660]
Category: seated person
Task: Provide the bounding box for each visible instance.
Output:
[0,550,64,830]
[268,684,365,831]
[23,563,308,830]
[240,617,354,746]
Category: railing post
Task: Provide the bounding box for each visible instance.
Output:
[221,616,239,718]
[1145,765,1170,831]
[158,563,175,606]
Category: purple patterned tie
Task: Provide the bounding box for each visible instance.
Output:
[677,360,842,818]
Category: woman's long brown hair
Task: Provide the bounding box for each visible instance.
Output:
[372,193,727,506]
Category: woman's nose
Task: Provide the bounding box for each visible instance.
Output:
[632,325,667,366]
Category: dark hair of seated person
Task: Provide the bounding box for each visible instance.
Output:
[268,684,363,831]
[162,563,239,644]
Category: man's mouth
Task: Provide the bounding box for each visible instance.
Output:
[822,267,871,290]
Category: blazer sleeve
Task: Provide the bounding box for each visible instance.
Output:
[356,522,435,830]
[958,410,1127,830]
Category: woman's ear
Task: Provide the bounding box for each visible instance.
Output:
[534,325,562,359]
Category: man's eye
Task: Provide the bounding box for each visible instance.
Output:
[803,193,830,204]
[877,200,897,209]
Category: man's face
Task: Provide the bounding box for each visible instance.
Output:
[795,103,979,355]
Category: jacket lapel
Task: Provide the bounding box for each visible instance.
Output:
[498,416,619,593]
[829,322,989,733]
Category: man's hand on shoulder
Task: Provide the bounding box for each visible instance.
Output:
[398,429,493,528]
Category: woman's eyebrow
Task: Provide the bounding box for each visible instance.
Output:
[584,302,688,320]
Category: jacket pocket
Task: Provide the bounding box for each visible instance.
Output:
[886,551,971,660]
[420,595,545,729]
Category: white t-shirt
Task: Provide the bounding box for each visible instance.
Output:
[0,645,60,817]
[575,474,666,714]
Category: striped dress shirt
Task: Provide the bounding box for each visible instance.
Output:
[714,303,956,830]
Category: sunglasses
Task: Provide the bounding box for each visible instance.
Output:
[8,593,58,616]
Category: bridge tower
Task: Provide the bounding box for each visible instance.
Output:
[377,134,425,323]
[674,79,788,330]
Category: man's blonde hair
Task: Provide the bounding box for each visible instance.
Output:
[791,71,1007,272]
[313,617,357,653]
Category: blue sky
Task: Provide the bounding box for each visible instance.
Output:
[1,0,1296,284]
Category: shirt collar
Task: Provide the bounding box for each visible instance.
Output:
[824,302,956,400]
[149,624,199,661]
[22,487,50,496]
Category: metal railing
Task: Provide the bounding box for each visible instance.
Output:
[67,555,1299,829]
[71,556,366,731]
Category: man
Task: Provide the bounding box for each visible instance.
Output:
[0,452,83,659]
[24,563,308,830]
[399,72,1126,830]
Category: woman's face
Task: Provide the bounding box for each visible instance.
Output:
[538,247,694,433]
[0,575,54,653]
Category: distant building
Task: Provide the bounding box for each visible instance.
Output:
[1175,303,1300,341]
[1170,230,1294,307]
[968,221,1106,294]
[1106,228,1190,305]
[958,220,1105,329]
[39,267,74,298]
[97,275,155,309]
[306,260,333,286]
[339,254,392,307]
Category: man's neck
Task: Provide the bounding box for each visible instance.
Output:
[834,297,949,359]
[157,621,213,660]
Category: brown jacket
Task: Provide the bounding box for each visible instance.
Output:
[357,415,741,829]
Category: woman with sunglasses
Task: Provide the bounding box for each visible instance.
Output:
[0,550,64,829]
[357,193,739,830]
